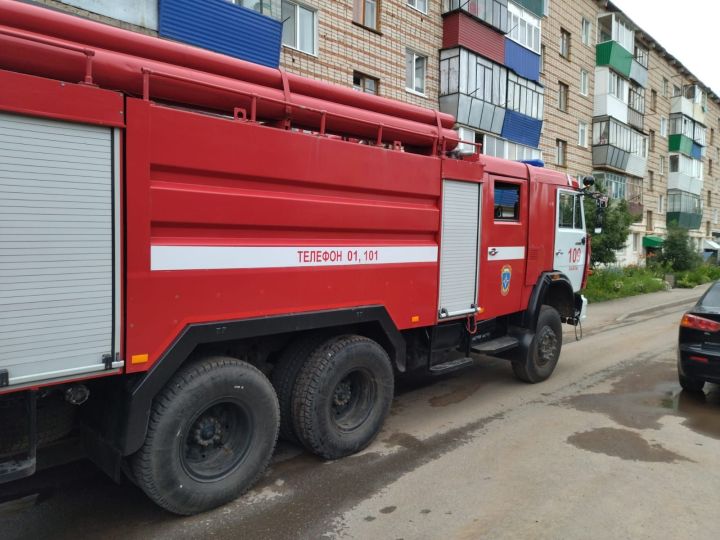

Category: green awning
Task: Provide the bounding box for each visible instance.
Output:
[643,235,664,248]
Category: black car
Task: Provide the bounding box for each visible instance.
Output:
[678,282,720,392]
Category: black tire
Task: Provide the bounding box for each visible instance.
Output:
[513,305,562,383]
[271,334,327,443]
[678,372,705,393]
[291,335,394,460]
[131,357,279,515]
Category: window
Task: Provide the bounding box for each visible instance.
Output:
[711,128,715,145]
[282,1,316,54]
[494,182,521,220]
[556,139,567,167]
[407,0,427,13]
[662,78,669,97]
[608,70,626,100]
[508,3,541,54]
[632,232,640,252]
[406,49,427,94]
[634,44,649,68]
[648,170,654,191]
[646,210,653,231]
[439,48,508,108]
[540,45,545,73]
[558,82,569,111]
[650,89,657,111]
[353,71,378,94]
[648,129,655,151]
[710,159,714,175]
[670,154,704,179]
[581,18,591,45]
[558,192,583,229]
[483,134,542,162]
[233,1,275,16]
[592,118,647,157]
[507,72,544,120]
[659,155,665,176]
[560,28,571,59]
[628,84,644,113]
[580,69,589,96]
[658,194,664,214]
[660,117,667,138]
[442,0,510,33]
[353,0,378,30]
[578,121,588,147]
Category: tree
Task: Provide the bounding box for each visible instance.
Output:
[583,191,636,267]
[657,226,701,272]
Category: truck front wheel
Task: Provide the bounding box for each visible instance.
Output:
[291,335,394,460]
[131,357,279,515]
[513,305,562,383]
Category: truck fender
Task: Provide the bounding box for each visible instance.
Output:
[119,306,405,456]
[522,272,576,330]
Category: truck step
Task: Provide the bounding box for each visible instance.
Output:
[471,336,519,355]
[429,357,474,375]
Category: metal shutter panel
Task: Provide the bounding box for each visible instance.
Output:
[438,180,480,318]
[0,113,113,387]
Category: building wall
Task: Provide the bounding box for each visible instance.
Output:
[539,0,598,178]
[280,1,443,109]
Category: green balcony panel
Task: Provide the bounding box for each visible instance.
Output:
[668,134,694,156]
[514,0,544,17]
[667,212,702,230]
[596,41,632,77]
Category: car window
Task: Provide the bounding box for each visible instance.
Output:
[700,283,720,308]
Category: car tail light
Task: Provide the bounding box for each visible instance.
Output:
[680,313,720,332]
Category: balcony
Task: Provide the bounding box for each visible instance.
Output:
[667,190,702,230]
[439,48,507,135]
[668,134,694,156]
[592,117,647,176]
[596,41,632,78]
[671,84,707,125]
[593,171,643,218]
[593,67,628,123]
[158,0,282,67]
[667,212,703,229]
[512,0,545,17]
[442,0,509,34]
[443,11,505,64]
[668,154,703,195]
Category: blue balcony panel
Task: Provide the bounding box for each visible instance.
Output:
[501,110,542,148]
[504,39,541,82]
[159,0,282,68]
[691,142,703,160]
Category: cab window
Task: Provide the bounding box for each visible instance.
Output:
[559,192,584,229]
[494,182,520,221]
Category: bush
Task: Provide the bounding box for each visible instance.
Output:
[658,226,702,272]
[584,266,665,302]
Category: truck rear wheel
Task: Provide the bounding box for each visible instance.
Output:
[291,335,394,460]
[271,334,327,443]
[513,305,562,383]
[131,357,279,515]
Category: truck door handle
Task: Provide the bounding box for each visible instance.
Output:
[488,248,498,256]
[555,250,564,256]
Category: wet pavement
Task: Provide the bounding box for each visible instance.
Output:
[1,290,719,539]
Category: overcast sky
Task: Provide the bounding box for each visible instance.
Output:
[610,0,720,95]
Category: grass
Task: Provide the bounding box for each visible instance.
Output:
[584,264,720,302]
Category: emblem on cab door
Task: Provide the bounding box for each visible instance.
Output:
[501,265,512,296]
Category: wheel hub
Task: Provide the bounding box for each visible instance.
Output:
[537,329,558,365]
[191,416,223,447]
[333,380,352,409]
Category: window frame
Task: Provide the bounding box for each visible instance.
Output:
[580,69,589,96]
[353,0,380,31]
[406,0,427,15]
[581,17,591,46]
[560,28,571,59]
[353,71,379,95]
[578,121,588,148]
[281,1,318,56]
[494,181,522,222]
[556,138,568,167]
[558,81,569,112]
[406,49,428,96]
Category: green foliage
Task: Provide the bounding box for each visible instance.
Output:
[584,188,636,267]
[657,226,702,272]
[673,264,720,288]
[584,266,665,302]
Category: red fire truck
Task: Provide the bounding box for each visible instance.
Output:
[0,0,591,515]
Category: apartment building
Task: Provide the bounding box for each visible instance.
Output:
[25,0,720,263]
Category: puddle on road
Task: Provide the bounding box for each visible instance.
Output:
[567,427,691,463]
[429,378,486,408]
[562,357,720,440]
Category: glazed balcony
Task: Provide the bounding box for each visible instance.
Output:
[512,0,545,17]
[671,84,707,125]
[593,67,628,124]
[442,0,509,34]
[667,211,703,229]
[592,118,647,177]
[667,190,702,230]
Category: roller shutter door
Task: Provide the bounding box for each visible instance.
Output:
[438,180,481,318]
[0,112,115,387]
